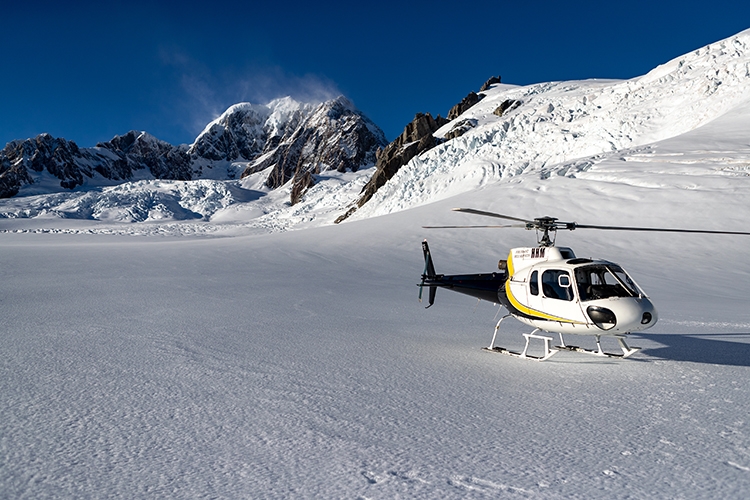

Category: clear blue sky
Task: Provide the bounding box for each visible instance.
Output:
[1,0,748,147]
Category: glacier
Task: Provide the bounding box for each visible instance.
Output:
[2,28,750,499]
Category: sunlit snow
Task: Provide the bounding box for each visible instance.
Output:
[2,29,750,499]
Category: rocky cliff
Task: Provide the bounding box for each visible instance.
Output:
[335,76,500,223]
[0,132,192,198]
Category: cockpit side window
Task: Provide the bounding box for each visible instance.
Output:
[529,270,539,296]
[541,270,574,301]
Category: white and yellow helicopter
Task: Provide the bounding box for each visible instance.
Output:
[420,208,750,361]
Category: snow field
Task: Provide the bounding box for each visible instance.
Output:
[3,175,750,497]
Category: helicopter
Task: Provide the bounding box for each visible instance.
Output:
[419,208,750,361]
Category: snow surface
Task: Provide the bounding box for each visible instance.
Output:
[3,29,750,498]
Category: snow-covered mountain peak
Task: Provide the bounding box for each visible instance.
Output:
[263,97,315,139]
[191,97,319,150]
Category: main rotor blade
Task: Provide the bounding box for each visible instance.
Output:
[449,208,750,235]
[573,223,750,235]
[452,208,533,224]
[423,224,526,229]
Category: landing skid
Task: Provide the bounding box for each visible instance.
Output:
[556,333,640,358]
[483,316,559,361]
[483,315,640,361]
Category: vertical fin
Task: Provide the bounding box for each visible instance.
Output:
[420,240,437,307]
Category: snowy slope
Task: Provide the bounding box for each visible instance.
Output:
[2,186,750,498]
[353,28,750,220]
[2,29,750,499]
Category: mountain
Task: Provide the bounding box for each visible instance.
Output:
[0,96,387,205]
[2,29,750,235]
[0,132,191,198]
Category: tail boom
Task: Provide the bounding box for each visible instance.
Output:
[420,240,506,307]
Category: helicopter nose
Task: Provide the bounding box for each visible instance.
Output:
[587,299,658,332]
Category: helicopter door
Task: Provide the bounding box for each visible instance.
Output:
[538,269,586,324]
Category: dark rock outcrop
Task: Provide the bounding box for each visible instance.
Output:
[335,112,448,223]
[0,154,33,198]
[290,170,315,206]
[447,92,483,120]
[480,75,502,92]
[443,118,478,140]
[335,75,508,222]
[493,99,521,117]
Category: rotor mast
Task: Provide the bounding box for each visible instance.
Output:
[530,216,562,247]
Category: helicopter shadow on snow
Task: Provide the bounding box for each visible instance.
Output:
[633,332,750,367]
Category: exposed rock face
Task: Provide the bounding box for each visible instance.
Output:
[447,92,483,120]
[0,96,387,205]
[335,76,505,223]
[96,131,192,180]
[493,99,521,117]
[189,99,312,165]
[1,134,96,192]
[239,96,387,202]
[480,75,502,91]
[290,170,315,206]
[443,118,478,140]
[0,132,194,197]
[335,112,448,223]
[0,146,35,198]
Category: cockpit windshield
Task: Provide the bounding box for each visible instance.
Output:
[575,264,642,301]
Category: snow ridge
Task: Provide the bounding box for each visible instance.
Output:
[352,29,750,220]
